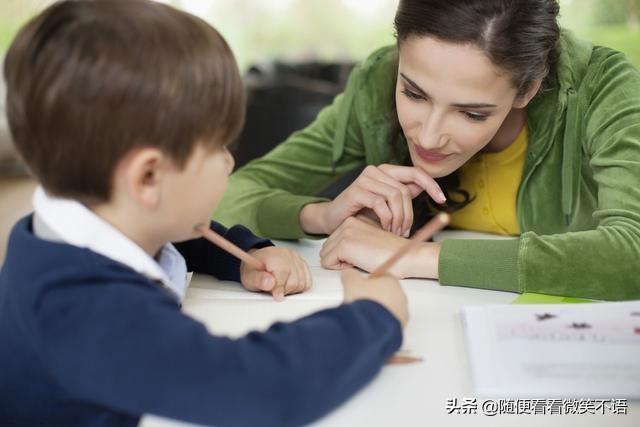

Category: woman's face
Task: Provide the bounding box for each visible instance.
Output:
[396,35,522,178]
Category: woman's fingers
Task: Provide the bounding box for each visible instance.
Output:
[325,164,442,236]
[357,175,407,234]
[349,184,393,232]
[363,167,414,235]
[378,164,446,204]
[319,217,362,267]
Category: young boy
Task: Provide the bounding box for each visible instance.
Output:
[0,1,408,426]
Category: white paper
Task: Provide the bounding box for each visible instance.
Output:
[462,301,640,398]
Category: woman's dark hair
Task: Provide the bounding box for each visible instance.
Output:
[391,0,560,232]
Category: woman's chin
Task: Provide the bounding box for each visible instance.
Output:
[410,156,456,179]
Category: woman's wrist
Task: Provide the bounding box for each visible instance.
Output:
[299,202,330,235]
[401,241,441,279]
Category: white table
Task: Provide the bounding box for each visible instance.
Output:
[143,233,639,427]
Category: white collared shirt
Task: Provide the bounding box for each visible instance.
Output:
[32,186,189,301]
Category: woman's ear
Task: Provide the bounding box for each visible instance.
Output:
[120,147,167,209]
[513,79,542,109]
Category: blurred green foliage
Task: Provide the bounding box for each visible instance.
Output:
[0,0,638,69]
[559,0,639,65]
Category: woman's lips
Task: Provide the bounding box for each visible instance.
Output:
[413,144,452,163]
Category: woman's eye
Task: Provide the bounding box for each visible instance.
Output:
[402,88,423,100]
[463,112,488,122]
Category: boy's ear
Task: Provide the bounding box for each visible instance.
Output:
[513,79,542,109]
[121,147,167,209]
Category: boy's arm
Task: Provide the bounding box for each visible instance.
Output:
[37,281,402,427]
[172,221,273,281]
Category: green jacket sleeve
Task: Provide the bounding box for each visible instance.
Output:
[440,50,640,301]
[214,66,367,239]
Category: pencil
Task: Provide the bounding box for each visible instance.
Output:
[369,213,450,278]
[386,354,423,365]
[195,225,266,271]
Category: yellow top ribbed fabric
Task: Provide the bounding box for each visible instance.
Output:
[448,125,528,236]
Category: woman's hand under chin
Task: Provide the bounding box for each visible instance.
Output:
[300,164,445,237]
[319,216,441,279]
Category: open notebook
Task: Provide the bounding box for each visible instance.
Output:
[462,300,640,398]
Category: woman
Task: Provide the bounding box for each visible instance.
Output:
[216,0,640,300]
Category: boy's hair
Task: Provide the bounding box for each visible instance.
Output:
[4,0,245,203]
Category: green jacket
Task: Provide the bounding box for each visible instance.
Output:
[216,32,640,301]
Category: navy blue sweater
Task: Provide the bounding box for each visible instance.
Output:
[0,216,402,426]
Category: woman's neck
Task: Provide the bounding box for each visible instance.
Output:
[483,108,527,153]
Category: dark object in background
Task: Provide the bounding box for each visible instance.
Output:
[0,66,28,178]
[232,61,365,199]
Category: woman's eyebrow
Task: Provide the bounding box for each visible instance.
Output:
[400,72,497,109]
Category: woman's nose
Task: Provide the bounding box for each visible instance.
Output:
[417,113,448,149]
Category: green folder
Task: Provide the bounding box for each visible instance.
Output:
[511,293,598,304]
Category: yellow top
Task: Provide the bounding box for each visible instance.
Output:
[448,125,528,236]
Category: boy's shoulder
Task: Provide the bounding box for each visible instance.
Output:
[0,215,176,307]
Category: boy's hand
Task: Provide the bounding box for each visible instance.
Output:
[341,269,409,328]
[240,247,312,301]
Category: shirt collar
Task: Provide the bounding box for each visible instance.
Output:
[32,186,188,301]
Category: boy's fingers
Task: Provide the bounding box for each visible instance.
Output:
[269,266,289,302]
[303,261,313,291]
[285,272,301,296]
[272,284,286,302]
[288,259,306,294]
[258,272,275,292]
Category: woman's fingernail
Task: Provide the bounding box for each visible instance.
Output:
[438,192,446,203]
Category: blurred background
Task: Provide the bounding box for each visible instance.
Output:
[2,0,639,70]
[0,0,638,261]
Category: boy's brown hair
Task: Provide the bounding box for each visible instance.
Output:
[4,0,245,203]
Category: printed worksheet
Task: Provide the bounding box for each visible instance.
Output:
[462,301,640,398]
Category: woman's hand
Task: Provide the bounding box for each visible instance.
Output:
[319,216,441,279]
[300,164,445,236]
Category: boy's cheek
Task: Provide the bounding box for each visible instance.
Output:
[208,185,227,215]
